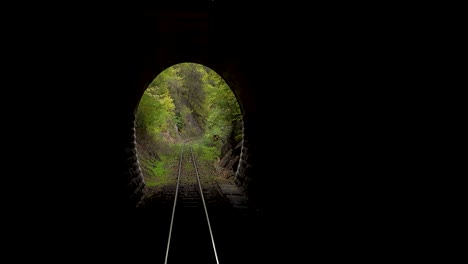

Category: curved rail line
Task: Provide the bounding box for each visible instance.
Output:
[164,145,220,264]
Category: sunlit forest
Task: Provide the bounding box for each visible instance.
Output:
[135,62,242,188]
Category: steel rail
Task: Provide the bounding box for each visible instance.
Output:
[190,147,220,264]
[164,146,184,264]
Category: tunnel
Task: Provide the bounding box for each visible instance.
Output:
[93,3,271,210]
[4,1,404,262]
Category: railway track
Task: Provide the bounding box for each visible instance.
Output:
[164,145,221,264]
[137,143,255,264]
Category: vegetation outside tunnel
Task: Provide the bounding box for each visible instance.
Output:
[135,62,242,189]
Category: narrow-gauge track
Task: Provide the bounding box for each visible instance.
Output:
[164,145,220,264]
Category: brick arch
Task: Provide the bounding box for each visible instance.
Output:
[122,60,258,208]
[107,6,267,209]
[38,3,277,214]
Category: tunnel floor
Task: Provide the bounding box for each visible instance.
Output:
[136,177,258,264]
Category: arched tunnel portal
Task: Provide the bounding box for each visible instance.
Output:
[115,6,268,210]
[4,2,397,262]
[56,2,375,220]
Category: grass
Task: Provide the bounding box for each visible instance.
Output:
[137,144,179,188]
[137,135,222,188]
[191,142,219,161]
[144,155,173,187]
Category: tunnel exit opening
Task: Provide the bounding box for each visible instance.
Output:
[134,62,244,204]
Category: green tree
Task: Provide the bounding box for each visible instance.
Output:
[136,69,176,139]
[169,63,208,137]
[202,66,242,150]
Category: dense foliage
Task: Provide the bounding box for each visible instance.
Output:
[135,63,241,186]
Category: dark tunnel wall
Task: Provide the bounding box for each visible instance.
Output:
[3,2,410,262]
